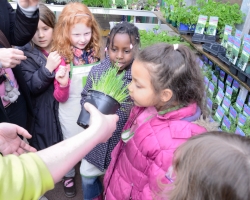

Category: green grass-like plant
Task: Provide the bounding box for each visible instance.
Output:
[91,65,129,103]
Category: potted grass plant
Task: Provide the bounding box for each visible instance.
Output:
[77,66,129,128]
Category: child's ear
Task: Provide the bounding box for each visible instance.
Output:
[160,89,173,103]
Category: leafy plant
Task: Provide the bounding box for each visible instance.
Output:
[242,117,250,137]
[139,30,189,49]
[91,65,129,103]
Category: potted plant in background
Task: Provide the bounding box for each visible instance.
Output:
[77,66,129,129]
[139,29,189,49]
[176,5,199,33]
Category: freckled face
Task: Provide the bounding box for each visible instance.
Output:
[70,23,92,49]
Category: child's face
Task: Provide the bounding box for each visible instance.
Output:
[129,59,161,108]
[108,33,135,71]
[32,20,53,52]
[70,23,92,50]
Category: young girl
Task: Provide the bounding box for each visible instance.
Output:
[19,4,63,151]
[50,2,101,198]
[167,131,250,200]
[104,43,217,199]
[80,22,140,200]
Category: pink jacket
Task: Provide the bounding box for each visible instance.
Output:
[104,103,207,200]
[53,59,70,102]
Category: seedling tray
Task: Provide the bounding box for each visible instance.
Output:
[237,69,247,82]
[247,74,250,87]
[192,33,216,44]
[203,35,216,44]
[202,43,226,57]
[218,53,231,67]
[229,64,238,76]
[191,33,204,44]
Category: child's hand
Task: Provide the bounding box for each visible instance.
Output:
[55,65,70,87]
[46,51,61,73]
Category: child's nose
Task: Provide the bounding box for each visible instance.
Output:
[80,35,86,42]
[38,30,44,38]
[116,51,123,59]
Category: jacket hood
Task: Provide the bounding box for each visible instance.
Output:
[193,115,219,132]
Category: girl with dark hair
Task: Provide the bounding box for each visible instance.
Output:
[103,43,217,199]
[19,4,62,150]
[19,4,60,200]
[167,131,250,200]
[80,21,140,200]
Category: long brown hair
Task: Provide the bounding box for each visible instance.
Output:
[136,43,207,117]
[39,3,56,29]
[31,3,55,48]
[169,131,250,200]
[51,2,101,63]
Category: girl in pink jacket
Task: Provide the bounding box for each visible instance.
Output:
[104,43,216,199]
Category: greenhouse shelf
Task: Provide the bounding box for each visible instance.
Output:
[9,2,161,26]
[154,11,250,92]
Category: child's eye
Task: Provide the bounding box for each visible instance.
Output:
[125,50,131,53]
[84,32,90,36]
[111,48,116,52]
[135,84,141,88]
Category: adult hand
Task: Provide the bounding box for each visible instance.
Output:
[84,102,119,143]
[18,0,39,8]
[0,123,37,156]
[55,65,69,87]
[0,48,26,68]
[45,51,61,73]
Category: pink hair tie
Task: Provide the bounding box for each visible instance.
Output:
[130,44,133,49]
[105,47,107,52]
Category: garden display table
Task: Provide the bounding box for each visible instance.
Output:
[154,11,250,92]
[10,2,161,26]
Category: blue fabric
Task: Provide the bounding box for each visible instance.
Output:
[182,106,201,122]
[81,176,102,200]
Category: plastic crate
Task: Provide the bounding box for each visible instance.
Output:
[192,33,216,44]
[218,53,231,67]
[202,43,226,57]
[237,69,247,82]
[247,74,250,87]
[229,64,238,76]
[191,33,204,44]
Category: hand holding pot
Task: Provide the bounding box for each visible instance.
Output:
[84,102,119,143]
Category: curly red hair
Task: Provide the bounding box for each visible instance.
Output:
[51,3,101,63]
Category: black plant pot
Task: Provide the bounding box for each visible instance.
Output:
[77,90,120,129]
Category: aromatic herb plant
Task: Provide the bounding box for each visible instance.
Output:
[91,65,129,103]
[139,30,189,49]
[242,118,250,137]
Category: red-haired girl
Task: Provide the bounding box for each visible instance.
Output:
[51,2,101,197]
